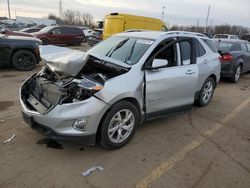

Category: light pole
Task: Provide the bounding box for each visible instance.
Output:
[7,0,11,19]
[205,5,211,33]
[161,6,165,21]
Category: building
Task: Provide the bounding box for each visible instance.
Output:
[16,16,56,26]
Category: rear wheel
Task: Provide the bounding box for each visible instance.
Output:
[100,101,139,149]
[74,39,82,46]
[12,50,37,71]
[230,65,241,83]
[195,77,215,107]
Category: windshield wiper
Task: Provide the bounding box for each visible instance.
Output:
[106,38,129,57]
[125,41,136,64]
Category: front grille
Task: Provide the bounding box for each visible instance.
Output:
[32,122,52,135]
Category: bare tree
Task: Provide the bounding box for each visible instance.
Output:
[169,24,250,37]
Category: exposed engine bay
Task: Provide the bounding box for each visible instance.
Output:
[21,54,129,114]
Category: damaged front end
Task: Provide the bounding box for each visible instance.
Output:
[20,46,129,114]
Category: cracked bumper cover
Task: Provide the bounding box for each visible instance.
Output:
[20,92,110,145]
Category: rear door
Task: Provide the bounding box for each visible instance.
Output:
[145,38,198,114]
[61,27,73,44]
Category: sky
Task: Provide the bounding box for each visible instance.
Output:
[1,0,250,27]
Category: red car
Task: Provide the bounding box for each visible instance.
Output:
[32,26,85,46]
[0,26,33,37]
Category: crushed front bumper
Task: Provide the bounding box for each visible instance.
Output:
[20,82,110,145]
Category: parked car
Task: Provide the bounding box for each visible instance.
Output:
[87,29,103,46]
[241,35,250,42]
[32,26,85,46]
[20,31,220,149]
[83,29,94,38]
[213,34,239,40]
[19,27,42,33]
[0,25,33,37]
[214,39,250,82]
[0,34,41,70]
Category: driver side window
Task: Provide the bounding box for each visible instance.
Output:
[154,43,178,68]
[51,28,62,35]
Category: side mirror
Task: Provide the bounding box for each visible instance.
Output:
[151,59,169,69]
[0,28,6,34]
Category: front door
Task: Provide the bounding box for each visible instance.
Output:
[47,27,63,44]
[145,39,198,114]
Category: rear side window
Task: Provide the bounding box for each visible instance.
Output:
[62,27,72,34]
[73,28,82,34]
[196,40,206,57]
[179,41,191,64]
[201,39,218,53]
[241,43,248,52]
[217,41,235,51]
[231,44,242,51]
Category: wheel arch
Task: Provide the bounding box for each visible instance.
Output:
[10,48,39,65]
[96,97,142,142]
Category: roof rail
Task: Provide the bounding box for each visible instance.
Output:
[165,31,207,37]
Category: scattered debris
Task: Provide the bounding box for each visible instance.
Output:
[82,166,104,177]
[3,134,15,144]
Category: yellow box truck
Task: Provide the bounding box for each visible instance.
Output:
[103,13,167,39]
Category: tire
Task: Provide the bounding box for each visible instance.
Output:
[100,101,139,149]
[74,39,82,46]
[230,65,241,83]
[41,38,49,45]
[195,77,215,107]
[11,50,37,71]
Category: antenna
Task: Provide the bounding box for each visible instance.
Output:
[59,0,62,18]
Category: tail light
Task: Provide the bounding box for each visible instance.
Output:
[219,53,233,62]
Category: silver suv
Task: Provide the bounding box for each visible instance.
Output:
[20,31,221,149]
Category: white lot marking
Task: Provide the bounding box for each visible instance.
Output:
[136,97,250,188]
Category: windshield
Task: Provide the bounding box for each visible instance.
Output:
[217,41,235,51]
[88,36,154,65]
[39,26,54,33]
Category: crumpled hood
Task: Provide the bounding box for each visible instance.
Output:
[40,45,88,77]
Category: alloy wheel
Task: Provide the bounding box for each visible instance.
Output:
[202,81,213,104]
[108,109,135,144]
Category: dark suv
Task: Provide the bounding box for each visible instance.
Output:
[0,34,41,71]
[33,26,85,46]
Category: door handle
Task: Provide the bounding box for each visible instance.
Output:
[204,59,209,64]
[185,70,196,75]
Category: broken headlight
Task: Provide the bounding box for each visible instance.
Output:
[62,76,104,103]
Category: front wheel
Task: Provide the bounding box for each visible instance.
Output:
[12,50,37,71]
[100,101,139,149]
[41,38,49,45]
[195,77,215,107]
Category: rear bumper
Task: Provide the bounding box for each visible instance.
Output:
[221,62,234,78]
